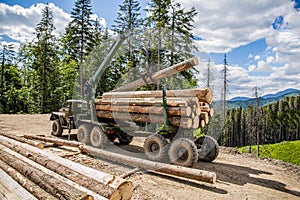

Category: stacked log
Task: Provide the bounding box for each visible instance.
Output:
[95,88,213,129]
[0,135,133,200]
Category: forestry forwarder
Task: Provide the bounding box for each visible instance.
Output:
[50,32,219,167]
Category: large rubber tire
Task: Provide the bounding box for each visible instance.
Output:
[168,138,198,167]
[195,135,219,162]
[118,132,133,145]
[77,124,90,144]
[52,119,63,136]
[90,126,108,148]
[144,134,168,162]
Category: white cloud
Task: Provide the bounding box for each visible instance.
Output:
[254,55,261,61]
[248,64,256,72]
[0,3,71,43]
[177,0,300,97]
[177,0,294,53]
[266,56,274,63]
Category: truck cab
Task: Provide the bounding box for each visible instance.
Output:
[50,99,88,136]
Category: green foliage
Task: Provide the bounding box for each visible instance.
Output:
[0,1,199,114]
[238,141,300,166]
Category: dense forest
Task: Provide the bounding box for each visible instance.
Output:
[222,95,300,147]
[0,0,197,114]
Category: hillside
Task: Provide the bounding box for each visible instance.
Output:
[227,88,300,109]
[237,141,300,166]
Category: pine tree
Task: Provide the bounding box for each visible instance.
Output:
[0,44,15,95]
[32,4,60,113]
[112,0,143,33]
[63,0,95,97]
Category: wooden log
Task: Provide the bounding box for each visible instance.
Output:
[80,145,217,184]
[98,97,190,107]
[0,167,39,200]
[0,132,44,149]
[0,135,133,200]
[200,120,206,128]
[0,145,92,200]
[96,111,193,128]
[104,88,212,104]
[113,57,199,92]
[200,112,209,125]
[20,136,216,184]
[192,116,200,129]
[0,145,107,200]
[96,104,192,117]
[24,135,82,148]
[0,159,56,200]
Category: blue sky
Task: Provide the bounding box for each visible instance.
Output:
[0,0,300,99]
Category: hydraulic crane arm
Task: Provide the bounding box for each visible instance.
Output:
[89,31,142,121]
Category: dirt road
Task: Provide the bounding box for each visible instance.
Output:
[0,114,299,200]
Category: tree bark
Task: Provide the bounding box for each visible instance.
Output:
[105,88,212,104]
[0,159,56,200]
[0,145,92,200]
[0,132,44,149]
[80,145,217,184]
[97,97,191,107]
[96,104,192,117]
[113,57,199,92]
[24,135,82,148]
[0,167,39,200]
[0,135,133,200]
[96,111,194,128]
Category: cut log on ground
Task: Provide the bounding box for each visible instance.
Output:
[0,159,56,200]
[24,134,82,148]
[22,135,216,183]
[80,145,216,184]
[0,135,133,200]
[0,167,39,200]
[0,144,92,200]
[113,57,199,92]
[0,132,44,149]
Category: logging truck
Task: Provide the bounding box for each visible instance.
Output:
[50,32,219,167]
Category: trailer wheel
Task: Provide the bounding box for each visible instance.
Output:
[144,134,168,162]
[77,124,90,144]
[90,126,108,148]
[195,135,219,162]
[52,119,63,136]
[118,132,133,145]
[168,138,198,167]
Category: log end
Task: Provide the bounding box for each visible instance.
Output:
[109,178,134,200]
[190,56,199,66]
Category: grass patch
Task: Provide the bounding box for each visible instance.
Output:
[237,141,300,166]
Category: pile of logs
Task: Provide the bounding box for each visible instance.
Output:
[0,133,133,200]
[95,88,213,129]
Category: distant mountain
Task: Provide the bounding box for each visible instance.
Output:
[227,88,300,109]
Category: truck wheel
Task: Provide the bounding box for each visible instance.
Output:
[144,134,168,162]
[168,138,198,167]
[77,124,90,144]
[195,135,219,162]
[118,132,133,145]
[52,119,63,136]
[90,126,108,148]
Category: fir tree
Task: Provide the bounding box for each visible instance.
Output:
[32,4,60,113]
[63,0,95,97]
